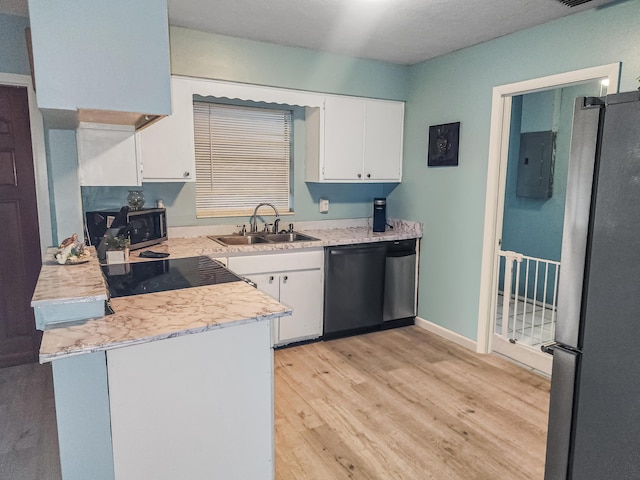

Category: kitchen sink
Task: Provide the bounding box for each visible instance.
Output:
[209,231,319,246]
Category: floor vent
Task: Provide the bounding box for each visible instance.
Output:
[556,0,593,6]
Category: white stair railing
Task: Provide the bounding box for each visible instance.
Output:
[495,250,560,348]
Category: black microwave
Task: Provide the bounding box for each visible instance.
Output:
[85,208,168,250]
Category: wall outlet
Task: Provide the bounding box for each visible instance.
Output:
[319,197,329,213]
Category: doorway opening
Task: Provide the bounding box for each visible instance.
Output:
[476,63,620,374]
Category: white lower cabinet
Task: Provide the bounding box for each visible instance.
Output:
[247,273,282,344]
[228,250,324,346]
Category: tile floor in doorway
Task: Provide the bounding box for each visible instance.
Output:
[494,293,556,348]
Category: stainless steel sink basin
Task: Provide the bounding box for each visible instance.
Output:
[209,231,319,246]
[261,232,318,243]
[208,235,269,246]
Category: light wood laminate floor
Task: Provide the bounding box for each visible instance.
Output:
[274,326,550,479]
[0,326,549,479]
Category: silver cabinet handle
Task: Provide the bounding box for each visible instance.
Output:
[183,171,190,178]
[357,173,362,178]
[366,173,371,178]
[269,276,274,282]
[282,275,288,282]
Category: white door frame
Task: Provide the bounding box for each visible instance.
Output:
[0,72,52,258]
[476,63,620,354]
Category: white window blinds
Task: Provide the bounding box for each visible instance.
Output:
[194,102,292,217]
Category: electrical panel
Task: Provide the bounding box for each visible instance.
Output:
[516,130,555,199]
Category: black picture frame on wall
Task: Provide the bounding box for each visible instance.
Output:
[427,122,460,167]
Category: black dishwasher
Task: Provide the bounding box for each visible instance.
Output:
[323,243,387,339]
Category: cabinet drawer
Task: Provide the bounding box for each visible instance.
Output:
[228,249,323,275]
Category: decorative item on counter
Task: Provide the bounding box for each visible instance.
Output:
[156,199,164,208]
[54,233,91,265]
[127,190,145,210]
[105,234,130,264]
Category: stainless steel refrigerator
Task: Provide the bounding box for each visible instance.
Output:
[544,90,640,479]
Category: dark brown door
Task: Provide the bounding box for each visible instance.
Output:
[0,85,42,367]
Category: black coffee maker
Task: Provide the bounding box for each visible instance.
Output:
[373,198,387,232]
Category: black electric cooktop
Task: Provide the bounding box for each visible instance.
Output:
[101,256,243,298]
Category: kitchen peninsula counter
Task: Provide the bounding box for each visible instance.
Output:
[38,280,289,362]
[33,248,289,363]
[32,250,288,480]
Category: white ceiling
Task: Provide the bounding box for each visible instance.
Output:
[5,0,618,65]
[166,0,618,64]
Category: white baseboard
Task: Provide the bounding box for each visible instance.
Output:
[414,317,477,352]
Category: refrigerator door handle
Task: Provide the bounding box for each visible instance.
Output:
[541,342,556,355]
[541,341,581,356]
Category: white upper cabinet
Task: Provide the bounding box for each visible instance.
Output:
[135,76,403,185]
[322,96,366,181]
[77,123,141,186]
[306,95,404,183]
[364,99,405,181]
[137,77,196,182]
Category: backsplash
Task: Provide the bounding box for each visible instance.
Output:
[81,182,399,227]
[168,217,421,239]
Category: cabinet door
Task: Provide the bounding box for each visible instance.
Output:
[278,269,323,345]
[137,77,196,182]
[363,100,404,182]
[322,96,365,181]
[244,273,281,345]
[77,123,141,186]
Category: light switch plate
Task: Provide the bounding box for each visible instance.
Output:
[319,197,329,213]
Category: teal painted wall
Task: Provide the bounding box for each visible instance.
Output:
[47,129,83,245]
[0,14,31,75]
[83,27,409,227]
[169,27,408,101]
[520,90,558,133]
[390,0,640,340]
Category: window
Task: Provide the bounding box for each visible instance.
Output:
[194,101,292,217]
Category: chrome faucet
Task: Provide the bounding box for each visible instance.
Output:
[250,203,280,233]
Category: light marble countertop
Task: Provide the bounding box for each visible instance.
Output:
[34,218,422,363]
[39,281,289,363]
[31,247,107,307]
[130,218,422,261]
